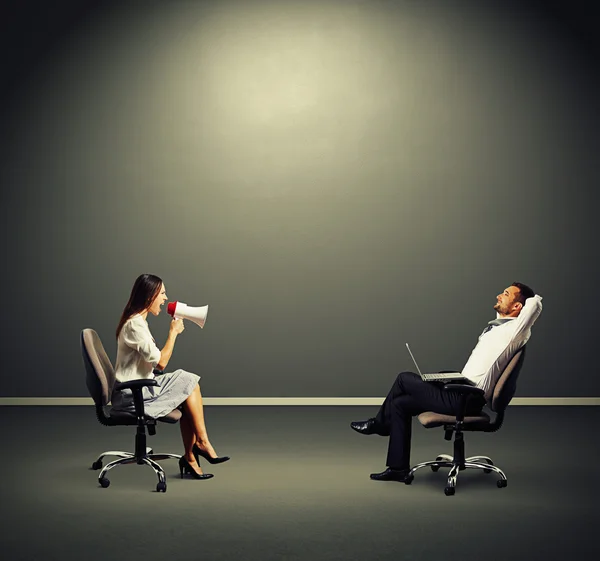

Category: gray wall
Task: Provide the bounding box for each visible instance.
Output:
[1,0,598,398]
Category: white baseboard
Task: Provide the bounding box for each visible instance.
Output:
[0,397,599,406]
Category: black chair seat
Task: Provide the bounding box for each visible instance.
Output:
[107,408,182,425]
[418,410,491,430]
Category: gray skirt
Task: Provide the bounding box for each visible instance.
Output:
[111,369,200,419]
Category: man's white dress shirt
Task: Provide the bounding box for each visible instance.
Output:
[461,295,543,398]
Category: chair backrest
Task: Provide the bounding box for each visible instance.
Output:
[489,346,526,412]
[81,328,117,407]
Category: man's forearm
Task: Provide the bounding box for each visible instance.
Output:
[514,294,543,336]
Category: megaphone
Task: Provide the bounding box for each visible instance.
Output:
[167,301,209,329]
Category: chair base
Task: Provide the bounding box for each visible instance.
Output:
[406,453,508,495]
[91,448,182,493]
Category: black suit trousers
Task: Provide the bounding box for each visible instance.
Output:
[374,371,485,470]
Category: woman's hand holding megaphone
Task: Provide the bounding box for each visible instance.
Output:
[170,318,185,335]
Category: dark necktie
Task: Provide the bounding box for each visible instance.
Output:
[481,318,513,336]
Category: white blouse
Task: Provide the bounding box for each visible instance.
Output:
[114,314,161,382]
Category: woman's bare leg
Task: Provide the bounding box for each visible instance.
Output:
[182,384,218,458]
[179,412,205,474]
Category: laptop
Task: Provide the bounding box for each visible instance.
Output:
[405,343,471,383]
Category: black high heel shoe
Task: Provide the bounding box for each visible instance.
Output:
[193,444,230,465]
[178,456,214,480]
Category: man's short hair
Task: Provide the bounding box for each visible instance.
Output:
[511,281,535,305]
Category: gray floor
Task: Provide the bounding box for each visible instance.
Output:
[1,405,598,561]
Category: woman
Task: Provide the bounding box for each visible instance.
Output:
[112,273,229,480]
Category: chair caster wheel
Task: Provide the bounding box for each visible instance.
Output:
[497,479,507,488]
[404,475,414,485]
[431,466,440,472]
[444,486,455,496]
[99,477,110,488]
[92,460,103,470]
[156,481,167,493]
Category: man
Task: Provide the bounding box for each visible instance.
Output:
[351,282,543,482]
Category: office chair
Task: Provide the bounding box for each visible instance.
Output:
[405,346,526,496]
[81,328,182,492]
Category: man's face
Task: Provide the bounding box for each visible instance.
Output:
[494,286,523,316]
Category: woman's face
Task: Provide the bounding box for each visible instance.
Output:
[148,283,168,316]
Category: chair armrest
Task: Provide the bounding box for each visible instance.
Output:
[442,383,485,424]
[115,379,158,392]
[114,379,158,420]
[443,383,484,397]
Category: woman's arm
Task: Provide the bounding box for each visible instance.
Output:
[157,318,185,371]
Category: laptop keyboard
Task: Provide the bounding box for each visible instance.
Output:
[424,372,461,379]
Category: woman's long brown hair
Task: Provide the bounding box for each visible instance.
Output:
[116,274,163,339]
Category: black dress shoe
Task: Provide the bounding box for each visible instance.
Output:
[193,444,230,465]
[370,468,410,482]
[350,418,379,435]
